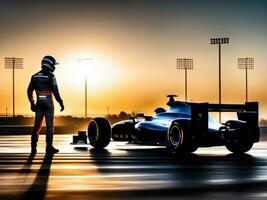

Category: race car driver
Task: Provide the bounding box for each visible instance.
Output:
[27,55,64,154]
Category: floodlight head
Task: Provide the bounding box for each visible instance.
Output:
[176,58,193,70]
[4,57,23,69]
[77,58,93,62]
[77,58,94,67]
[211,38,219,44]
[210,37,229,44]
[238,57,254,70]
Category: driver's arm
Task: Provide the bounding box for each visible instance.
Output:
[51,75,63,105]
[27,76,35,104]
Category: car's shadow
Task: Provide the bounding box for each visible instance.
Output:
[79,144,267,190]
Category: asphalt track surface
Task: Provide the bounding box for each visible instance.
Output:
[0,135,267,200]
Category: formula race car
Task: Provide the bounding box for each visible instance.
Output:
[87,95,260,154]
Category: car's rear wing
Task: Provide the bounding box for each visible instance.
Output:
[207,102,258,114]
[190,102,259,142]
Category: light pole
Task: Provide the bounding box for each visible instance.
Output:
[107,106,110,115]
[238,57,254,102]
[4,57,23,117]
[77,58,93,118]
[210,37,229,122]
[176,58,193,101]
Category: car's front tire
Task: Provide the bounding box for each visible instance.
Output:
[87,118,111,149]
[167,121,197,154]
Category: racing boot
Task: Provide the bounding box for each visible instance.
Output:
[46,145,59,154]
[31,144,37,154]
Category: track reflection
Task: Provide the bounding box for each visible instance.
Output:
[0,135,267,200]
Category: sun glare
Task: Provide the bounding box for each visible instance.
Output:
[60,52,122,92]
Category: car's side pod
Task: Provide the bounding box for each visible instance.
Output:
[190,102,260,142]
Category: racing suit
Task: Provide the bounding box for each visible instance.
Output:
[27,69,63,149]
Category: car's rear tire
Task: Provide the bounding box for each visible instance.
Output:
[224,121,253,154]
[87,118,111,149]
[167,121,197,154]
[225,139,253,154]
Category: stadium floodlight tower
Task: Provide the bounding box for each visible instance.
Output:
[210,37,229,122]
[4,57,23,117]
[77,58,94,118]
[176,58,193,101]
[238,57,254,102]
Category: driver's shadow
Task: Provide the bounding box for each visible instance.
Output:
[21,153,54,200]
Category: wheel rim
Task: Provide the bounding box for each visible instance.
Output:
[88,121,98,142]
[169,124,183,147]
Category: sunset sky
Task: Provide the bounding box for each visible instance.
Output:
[0,0,266,119]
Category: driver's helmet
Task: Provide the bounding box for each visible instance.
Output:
[154,107,166,114]
[41,55,59,72]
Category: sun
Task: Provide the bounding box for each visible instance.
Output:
[59,52,123,92]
